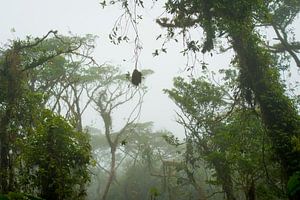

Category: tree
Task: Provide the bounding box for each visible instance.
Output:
[165,74,237,200]
[87,66,150,200]
[165,70,284,199]
[105,1,300,198]
[0,31,95,194]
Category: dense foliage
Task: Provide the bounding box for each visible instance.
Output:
[20,109,91,200]
[0,33,93,199]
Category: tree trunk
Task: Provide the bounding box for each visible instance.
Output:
[0,48,21,193]
[228,23,300,198]
[202,143,236,200]
[189,176,207,200]
[0,107,11,193]
[184,163,207,200]
[0,120,9,193]
[213,160,237,200]
[246,180,256,200]
[101,146,116,200]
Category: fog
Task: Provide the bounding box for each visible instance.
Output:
[1,1,299,199]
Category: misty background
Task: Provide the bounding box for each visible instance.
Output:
[0,0,241,137]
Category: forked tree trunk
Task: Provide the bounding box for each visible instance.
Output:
[99,110,116,200]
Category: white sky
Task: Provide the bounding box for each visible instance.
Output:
[0,0,189,137]
[0,0,299,137]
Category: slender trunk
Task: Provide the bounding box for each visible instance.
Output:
[202,143,236,200]
[228,23,300,198]
[184,161,207,200]
[101,146,116,200]
[8,154,15,191]
[99,110,115,200]
[186,172,207,200]
[0,106,11,193]
[213,160,236,200]
[0,121,9,193]
[246,180,255,200]
[73,86,83,132]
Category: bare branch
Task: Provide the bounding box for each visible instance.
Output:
[18,30,58,50]
[271,23,300,68]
